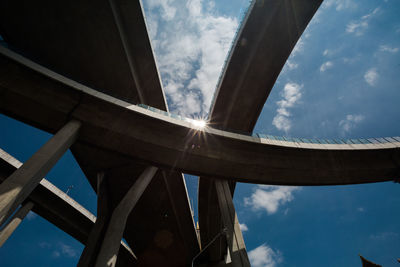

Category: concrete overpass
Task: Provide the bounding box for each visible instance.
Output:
[0,0,398,266]
[0,148,136,266]
[0,0,199,265]
[199,0,323,262]
[1,46,399,186]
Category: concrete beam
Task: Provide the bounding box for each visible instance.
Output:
[78,173,112,267]
[0,120,81,226]
[215,180,249,267]
[0,47,399,186]
[161,171,200,255]
[0,0,200,258]
[0,148,136,266]
[200,0,323,261]
[0,0,167,109]
[0,201,34,247]
[95,166,158,267]
[209,0,322,130]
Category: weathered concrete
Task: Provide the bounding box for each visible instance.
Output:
[0,120,81,226]
[200,0,323,261]
[215,180,249,267]
[78,173,112,267]
[1,47,398,187]
[209,0,323,130]
[72,144,199,266]
[0,0,166,108]
[0,201,34,247]
[95,166,157,267]
[0,1,200,262]
[0,148,136,266]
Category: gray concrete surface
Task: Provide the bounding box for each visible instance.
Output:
[215,180,250,267]
[0,120,81,226]
[200,0,322,261]
[0,201,34,247]
[95,166,157,267]
[0,0,201,263]
[0,148,136,266]
[1,46,398,187]
[0,1,398,265]
[78,173,113,267]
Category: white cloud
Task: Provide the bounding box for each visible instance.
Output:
[39,242,52,249]
[370,232,399,240]
[320,61,333,72]
[143,0,238,117]
[346,20,369,36]
[248,244,283,267]
[323,0,358,11]
[239,223,248,232]
[346,8,380,36]
[291,38,305,56]
[49,243,79,258]
[364,68,379,86]
[146,0,177,21]
[244,185,300,215]
[286,59,298,70]
[379,45,399,53]
[339,114,365,133]
[26,211,37,221]
[272,83,303,132]
[60,243,78,258]
[357,207,365,212]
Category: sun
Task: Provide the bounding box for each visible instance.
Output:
[191,119,206,128]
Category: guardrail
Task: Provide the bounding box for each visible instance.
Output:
[136,103,400,146]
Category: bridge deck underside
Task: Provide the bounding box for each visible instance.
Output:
[0,1,199,266]
[199,0,323,262]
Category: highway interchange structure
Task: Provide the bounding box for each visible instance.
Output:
[0,0,399,266]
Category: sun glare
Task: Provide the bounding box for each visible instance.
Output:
[191,119,206,128]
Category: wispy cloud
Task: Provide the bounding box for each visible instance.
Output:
[272,83,303,132]
[339,114,365,133]
[364,68,379,86]
[291,38,305,56]
[239,223,248,232]
[370,232,399,240]
[285,59,298,70]
[26,211,37,221]
[379,45,399,53]
[244,185,300,215]
[248,244,283,267]
[143,0,239,117]
[320,61,334,72]
[146,0,177,21]
[41,241,79,259]
[346,7,380,36]
[323,0,358,11]
[60,243,78,258]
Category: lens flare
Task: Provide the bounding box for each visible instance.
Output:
[191,119,206,128]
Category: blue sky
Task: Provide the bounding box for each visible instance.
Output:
[1,0,400,266]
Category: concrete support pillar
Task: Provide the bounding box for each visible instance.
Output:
[0,120,81,226]
[0,201,34,247]
[95,166,158,267]
[215,179,250,267]
[77,172,111,267]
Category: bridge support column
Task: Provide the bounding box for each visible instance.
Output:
[0,120,81,226]
[95,166,158,267]
[77,172,111,267]
[215,179,250,267]
[0,201,34,247]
